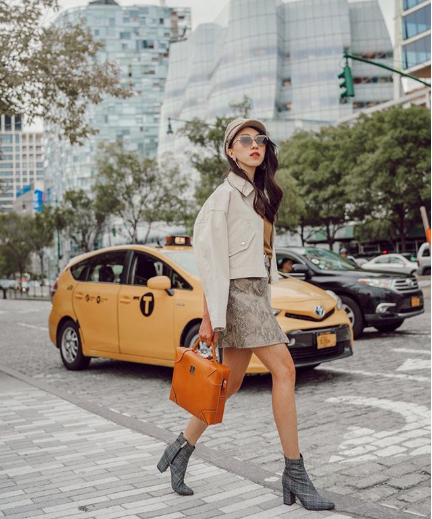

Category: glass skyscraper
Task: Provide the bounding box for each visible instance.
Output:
[44,0,191,203]
[0,115,44,212]
[158,0,394,158]
[400,0,431,74]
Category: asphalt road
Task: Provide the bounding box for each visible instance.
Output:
[0,284,430,518]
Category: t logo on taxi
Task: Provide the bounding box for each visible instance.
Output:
[140,293,154,316]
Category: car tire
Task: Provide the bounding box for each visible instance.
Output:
[424,267,431,276]
[59,320,91,371]
[374,319,404,333]
[340,295,364,339]
[184,324,223,363]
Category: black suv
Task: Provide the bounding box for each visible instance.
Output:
[276,247,424,339]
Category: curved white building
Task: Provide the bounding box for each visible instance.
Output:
[158,0,393,160]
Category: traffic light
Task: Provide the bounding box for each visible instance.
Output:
[338,64,355,98]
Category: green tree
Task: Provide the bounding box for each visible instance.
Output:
[95,141,192,244]
[27,207,56,277]
[345,105,431,252]
[56,190,106,253]
[274,167,305,235]
[0,0,132,145]
[0,213,33,283]
[279,125,352,250]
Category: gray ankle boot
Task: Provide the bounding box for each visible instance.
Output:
[282,453,335,510]
[157,432,195,496]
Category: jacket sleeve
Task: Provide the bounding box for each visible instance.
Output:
[193,209,230,332]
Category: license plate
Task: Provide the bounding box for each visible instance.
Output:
[317,333,337,349]
[411,296,421,307]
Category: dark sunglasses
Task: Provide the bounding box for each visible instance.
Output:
[232,134,268,148]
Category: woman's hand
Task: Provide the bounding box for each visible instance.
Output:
[199,317,218,345]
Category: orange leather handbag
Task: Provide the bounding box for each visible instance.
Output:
[169,338,231,425]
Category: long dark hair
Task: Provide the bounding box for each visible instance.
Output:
[223,127,284,223]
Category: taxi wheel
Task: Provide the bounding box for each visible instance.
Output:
[59,320,91,371]
[340,295,364,339]
[184,325,222,363]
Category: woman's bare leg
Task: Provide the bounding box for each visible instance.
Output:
[183,347,252,445]
[252,343,300,459]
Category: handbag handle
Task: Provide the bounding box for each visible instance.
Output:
[192,337,217,362]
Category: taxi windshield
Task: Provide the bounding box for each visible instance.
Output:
[301,248,357,271]
[162,250,200,277]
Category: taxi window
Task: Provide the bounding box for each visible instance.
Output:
[129,252,170,286]
[87,251,127,284]
[70,259,92,281]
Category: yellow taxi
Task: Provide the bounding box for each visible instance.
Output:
[49,236,353,374]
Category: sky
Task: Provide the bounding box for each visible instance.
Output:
[28,0,397,131]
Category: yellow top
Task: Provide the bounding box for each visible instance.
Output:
[263,215,273,260]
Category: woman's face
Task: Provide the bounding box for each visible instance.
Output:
[227,126,266,170]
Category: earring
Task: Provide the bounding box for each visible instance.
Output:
[234,158,241,169]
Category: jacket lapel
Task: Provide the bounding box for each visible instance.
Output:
[226,171,255,197]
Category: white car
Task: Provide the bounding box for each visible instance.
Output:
[417,243,431,276]
[362,253,418,276]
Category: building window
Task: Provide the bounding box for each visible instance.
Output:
[282,78,292,86]
[353,76,393,84]
[403,4,431,39]
[403,0,427,10]
[402,36,431,68]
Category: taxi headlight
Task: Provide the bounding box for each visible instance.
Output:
[272,308,282,316]
[358,278,392,289]
[325,290,342,309]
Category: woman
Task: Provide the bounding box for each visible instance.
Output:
[157,118,335,511]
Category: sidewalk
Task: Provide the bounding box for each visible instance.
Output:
[0,371,354,519]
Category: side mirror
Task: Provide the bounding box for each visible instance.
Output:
[147,275,171,290]
[292,264,309,274]
[292,264,311,279]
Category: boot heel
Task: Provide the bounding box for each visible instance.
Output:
[283,488,295,505]
[157,454,169,473]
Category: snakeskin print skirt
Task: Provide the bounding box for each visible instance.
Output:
[217,253,289,349]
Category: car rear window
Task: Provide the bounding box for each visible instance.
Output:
[70,260,91,281]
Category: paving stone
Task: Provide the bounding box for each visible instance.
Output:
[0,296,431,517]
[387,473,429,490]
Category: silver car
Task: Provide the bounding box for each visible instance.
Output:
[361,253,418,276]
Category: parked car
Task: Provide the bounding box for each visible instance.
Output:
[417,243,431,275]
[276,247,424,338]
[361,253,418,276]
[49,237,353,373]
[0,279,15,289]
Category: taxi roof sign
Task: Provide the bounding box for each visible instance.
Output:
[166,235,191,246]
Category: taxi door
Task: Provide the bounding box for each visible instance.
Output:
[72,250,127,353]
[118,251,175,360]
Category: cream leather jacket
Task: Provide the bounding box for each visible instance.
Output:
[192,171,279,332]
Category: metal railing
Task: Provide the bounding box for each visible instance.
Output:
[1,285,51,301]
